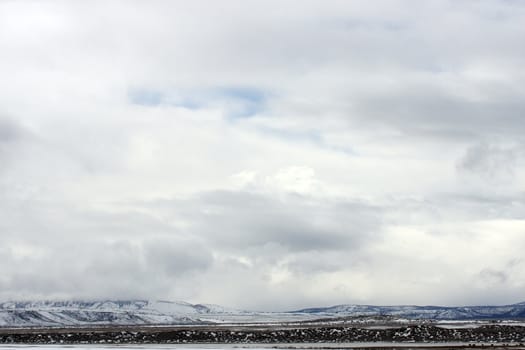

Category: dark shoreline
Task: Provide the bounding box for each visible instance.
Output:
[1,324,525,345]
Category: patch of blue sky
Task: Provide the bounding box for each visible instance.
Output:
[214,86,265,104]
[128,87,206,109]
[212,86,268,119]
[128,88,164,106]
[128,86,268,118]
[174,97,206,110]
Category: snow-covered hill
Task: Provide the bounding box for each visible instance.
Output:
[0,300,204,327]
[293,302,525,320]
[1,300,525,328]
[0,300,307,327]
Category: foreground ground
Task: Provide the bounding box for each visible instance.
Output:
[1,321,525,346]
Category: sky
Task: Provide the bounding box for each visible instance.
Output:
[1,0,525,311]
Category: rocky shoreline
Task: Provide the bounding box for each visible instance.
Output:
[1,324,525,344]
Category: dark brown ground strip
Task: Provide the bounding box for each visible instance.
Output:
[1,324,525,344]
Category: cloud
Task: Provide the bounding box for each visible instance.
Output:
[0,118,22,143]
[457,142,519,180]
[144,238,213,276]
[148,189,382,255]
[1,183,525,308]
[0,117,30,178]
[1,0,525,309]
[479,268,508,285]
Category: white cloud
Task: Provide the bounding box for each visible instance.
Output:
[0,0,524,309]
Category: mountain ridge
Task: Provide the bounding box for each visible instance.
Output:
[1,299,525,328]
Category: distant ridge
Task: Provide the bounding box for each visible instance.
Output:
[292,301,525,320]
[1,299,525,327]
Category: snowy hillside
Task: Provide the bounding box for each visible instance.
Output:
[1,300,525,328]
[0,300,309,327]
[293,302,525,320]
[0,300,203,327]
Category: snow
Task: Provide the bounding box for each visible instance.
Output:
[294,302,525,320]
[1,300,525,328]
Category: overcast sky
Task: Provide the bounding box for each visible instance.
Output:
[1,0,525,311]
